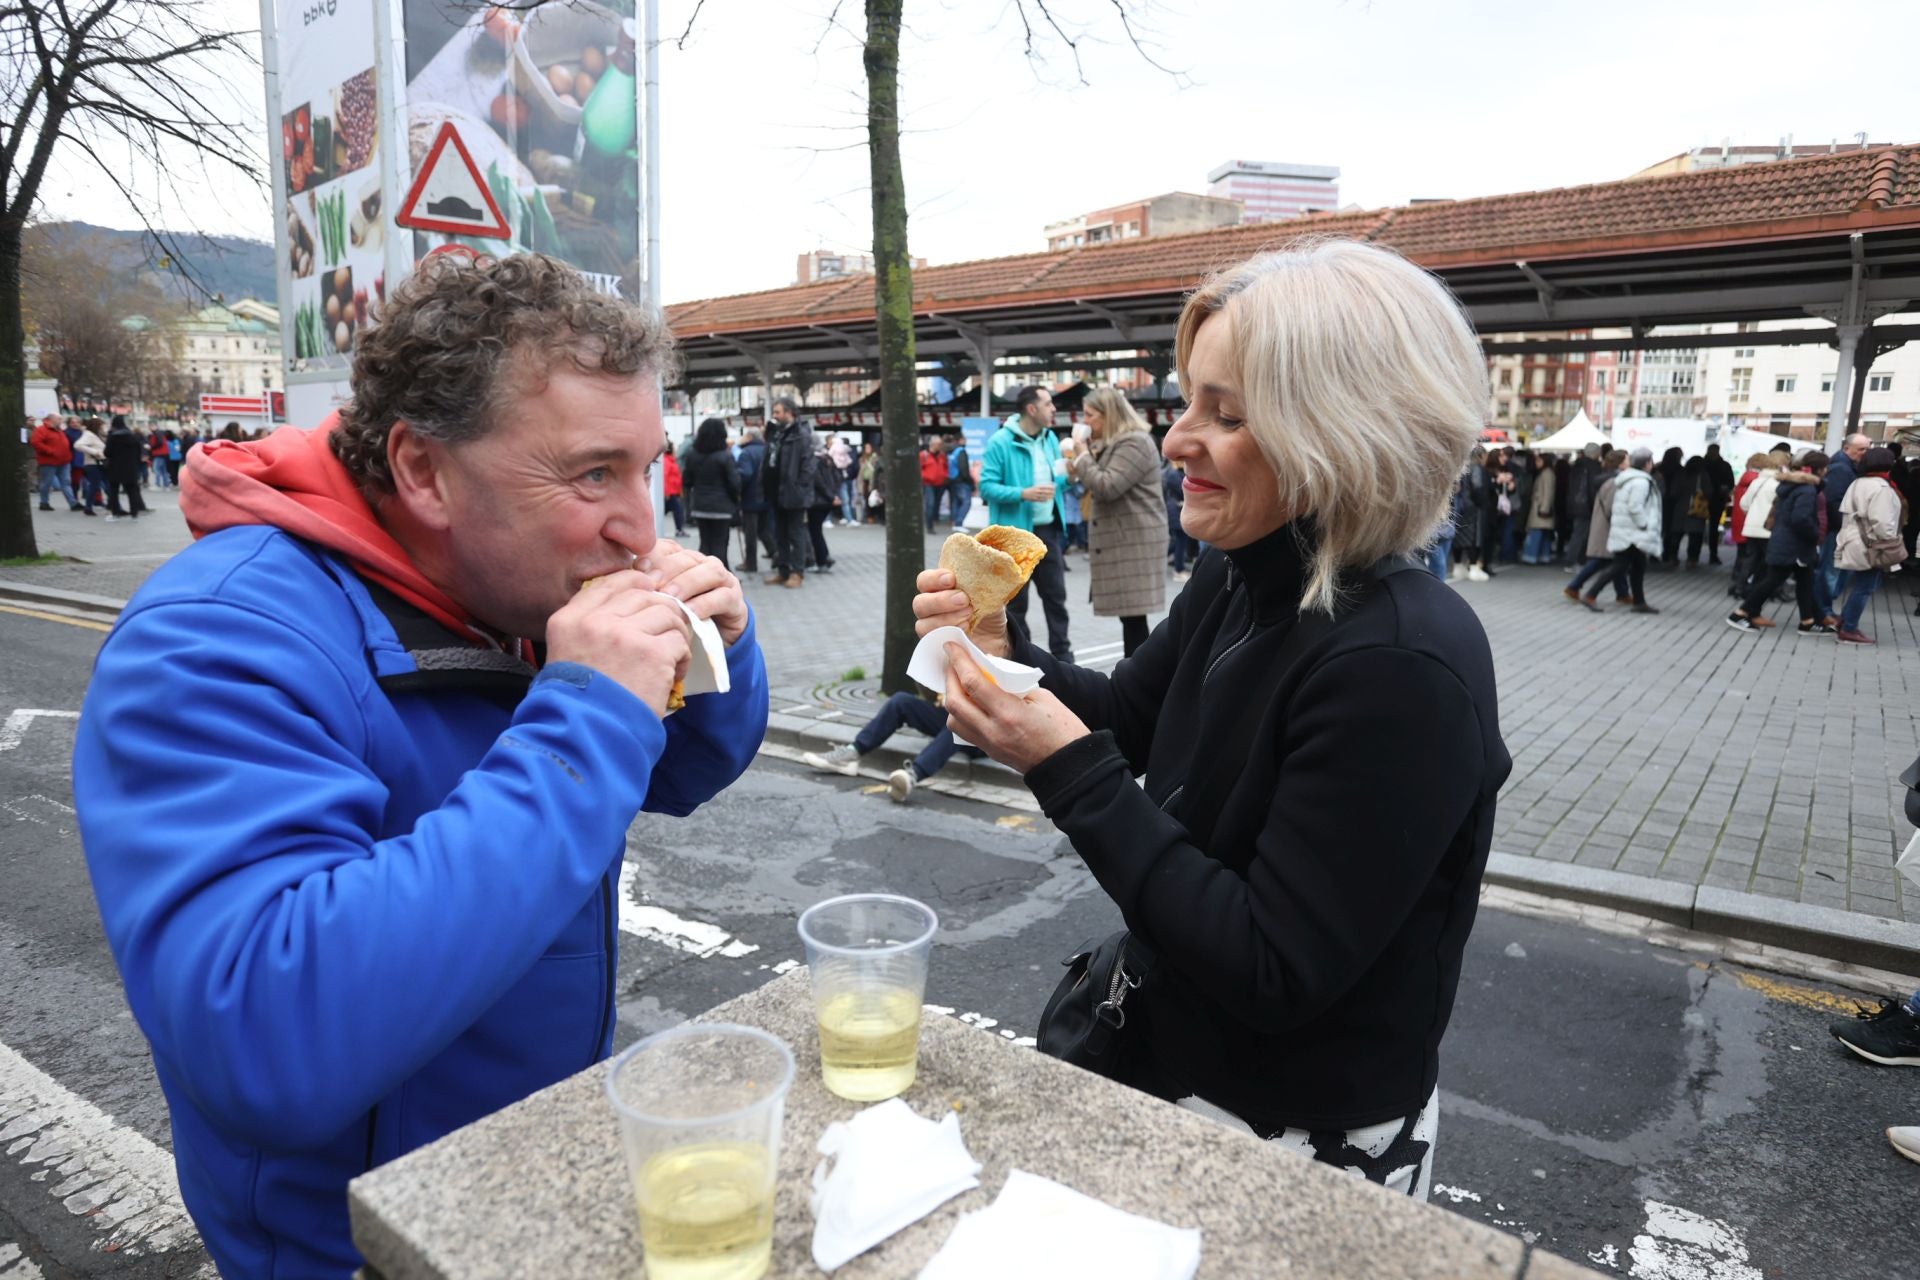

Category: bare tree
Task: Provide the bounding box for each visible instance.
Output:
[0,0,260,556]
[24,223,191,412]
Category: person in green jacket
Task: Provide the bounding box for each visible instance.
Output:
[978,385,1073,660]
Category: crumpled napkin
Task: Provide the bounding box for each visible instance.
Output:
[918,1169,1202,1280]
[905,627,1043,746]
[810,1098,981,1272]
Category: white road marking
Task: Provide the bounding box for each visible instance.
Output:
[0,1039,214,1273]
[615,862,758,959]
[1,794,75,827]
[0,1242,46,1279]
[1432,1183,1483,1204]
[1628,1199,1761,1280]
[1590,1243,1622,1269]
[0,710,79,753]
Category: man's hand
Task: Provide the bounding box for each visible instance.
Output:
[547,571,693,717]
[1021,482,1056,503]
[913,568,1010,658]
[640,538,749,646]
[942,645,1089,774]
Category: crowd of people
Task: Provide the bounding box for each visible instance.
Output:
[27,415,268,520]
[1438,433,1920,644]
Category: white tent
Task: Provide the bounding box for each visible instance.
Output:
[1530,409,1610,454]
[1610,417,1712,460]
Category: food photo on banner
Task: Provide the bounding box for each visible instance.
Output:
[402,0,641,298]
[273,0,384,372]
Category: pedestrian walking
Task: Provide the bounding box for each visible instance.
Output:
[72,252,768,1278]
[1593,446,1661,613]
[168,430,186,485]
[1494,449,1523,563]
[1818,433,1871,624]
[31,413,84,511]
[828,433,857,526]
[73,418,108,516]
[1058,448,1088,560]
[734,426,769,574]
[1832,447,1907,644]
[1564,444,1603,569]
[660,447,686,535]
[858,442,881,523]
[150,430,172,488]
[1730,452,1783,598]
[800,692,985,803]
[764,396,816,588]
[103,415,148,518]
[918,435,949,532]
[980,385,1073,661]
[1702,444,1735,565]
[1727,451,1831,635]
[1447,450,1487,581]
[1569,449,1633,607]
[807,437,838,572]
[1679,457,1713,567]
[1065,387,1167,657]
[684,417,740,569]
[1655,447,1686,565]
[1521,450,1556,563]
[913,239,1507,1200]
[945,435,973,529]
[1163,457,1195,578]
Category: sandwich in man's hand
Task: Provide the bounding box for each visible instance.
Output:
[938,525,1047,632]
[580,577,686,711]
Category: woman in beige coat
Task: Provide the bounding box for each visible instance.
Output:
[1832,447,1907,644]
[1067,386,1168,656]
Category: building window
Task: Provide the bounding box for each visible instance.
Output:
[1730,367,1752,399]
[1498,369,1513,388]
[1821,375,1835,394]
[1774,375,1796,393]
[1734,347,1755,358]
[1595,370,1607,389]
[1869,373,1893,392]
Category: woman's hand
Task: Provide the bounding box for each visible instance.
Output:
[913,569,1010,658]
[942,644,1089,774]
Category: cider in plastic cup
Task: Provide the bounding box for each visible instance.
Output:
[796,894,938,1102]
[607,1023,795,1280]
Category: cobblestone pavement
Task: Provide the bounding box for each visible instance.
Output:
[17,501,1919,921]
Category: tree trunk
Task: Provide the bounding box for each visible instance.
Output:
[865,0,921,694]
[0,225,39,559]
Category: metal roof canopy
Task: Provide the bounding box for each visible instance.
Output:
[672,227,1920,390]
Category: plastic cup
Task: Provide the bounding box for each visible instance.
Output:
[796,894,938,1102]
[606,1023,795,1280]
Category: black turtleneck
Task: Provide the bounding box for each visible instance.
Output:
[1015,524,1511,1132]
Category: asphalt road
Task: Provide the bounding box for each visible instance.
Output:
[2,604,1917,1279]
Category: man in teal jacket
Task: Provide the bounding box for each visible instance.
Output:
[72,252,769,1279]
[978,385,1073,659]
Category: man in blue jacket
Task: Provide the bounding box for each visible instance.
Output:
[978,385,1073,660]
[72,251,770,1280]
[735,425,770,574]
[1817,432,1870,623]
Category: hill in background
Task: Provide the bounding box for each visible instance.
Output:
[33,222,277,307]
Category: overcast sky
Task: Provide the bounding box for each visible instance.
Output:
[36,0,1920,305]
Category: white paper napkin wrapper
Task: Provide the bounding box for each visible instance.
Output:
[905,627,1043,746]
[1898,829,1920,893]
[810,1098,981,1273]
[918,1169,1201,1280]
[667,597,730,708]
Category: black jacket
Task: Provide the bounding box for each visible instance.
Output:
[104,425,144,484]
[1019,526,1509,1131]
[685,447,740,518]
[767,420,816,512]
[1766,471,1824,566]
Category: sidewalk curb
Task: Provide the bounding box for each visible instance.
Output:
[0,579,128,620]
[1483,853,1920,974]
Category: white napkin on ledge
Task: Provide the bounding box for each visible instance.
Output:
[918,1169,1202,1280]
[810,1099,981,1272]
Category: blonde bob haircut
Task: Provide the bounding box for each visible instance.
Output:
[1082,385,1149,436]
[1175,239,1487,615]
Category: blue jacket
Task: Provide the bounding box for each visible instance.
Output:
[1824,451,1858,528]
[736,439,769,512]
[1766,471,1824,566]
[73,528,769,1279]
[978,417,1066,530]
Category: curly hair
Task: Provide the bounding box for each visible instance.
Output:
[331,252,677,497]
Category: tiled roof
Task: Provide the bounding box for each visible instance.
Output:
[666,146,1920,336]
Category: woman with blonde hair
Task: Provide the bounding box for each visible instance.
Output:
[1065,386,1168,656]
[914,239,1508,1199]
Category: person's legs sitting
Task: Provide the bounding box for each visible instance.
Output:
[854,692,943,755]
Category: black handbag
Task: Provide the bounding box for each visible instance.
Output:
[1036,932,1156,1079]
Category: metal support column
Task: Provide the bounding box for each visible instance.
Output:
[1826,324,1863,452]
[975,337,995,416]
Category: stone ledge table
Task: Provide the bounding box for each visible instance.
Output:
[348,970,1597,1279]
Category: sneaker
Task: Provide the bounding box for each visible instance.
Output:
[102,514,116,522]
[1889,1127,1920,1165]
[1822,615,1842,629]
[1630,601,1661,615]
[1466,567,1490,582]
[1726,613,1757,633]
[1838,629,1875,644]
[1172,571,1191,583]
[1798,622,1836,637]
[1579,595,1604,613]
[801,744,861,776]
[1562,587,1581,603]
[887,768,916,803]
[36,503,52,511]
[1833,998,1920,1066]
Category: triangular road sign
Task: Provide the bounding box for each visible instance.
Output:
[396,121,511,240]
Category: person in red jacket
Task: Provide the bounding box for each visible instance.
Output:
[30,413,84,511]
[919,435,950,531]
[661,447,685,535]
